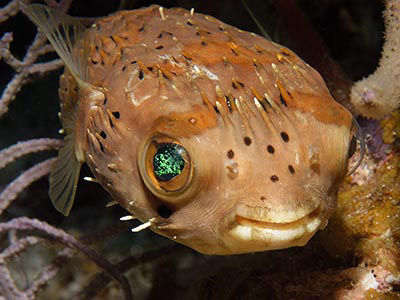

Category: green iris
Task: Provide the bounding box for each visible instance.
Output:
[153,143,185,181]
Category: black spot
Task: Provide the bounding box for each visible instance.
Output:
[213,105,220,114]
[267,145,275,154]
[227,149,234,159]
[270,175,279,182]
[112,111,120,119]
[196,31,200,36]
[244,136,252,146]
[148,66,153,71]
[100,131,107,139]
[187,20,193,26]
[258,100,267,112]
[138,25,144,32]
[155,45,164,50]
[206,31,212,35]
[157,205,173,218]
[288,165,295,174]
[138,70,144,80]
[279,93,287,106]
[280,132,289,142]
[99,141,105,152]
[91,59,98,65]
[110,35,117,45]
[237,81,245,87]
[122,65,126,72]
[103,97,107,105]
[232,82,238,89]
[158,32,163,38]
[260,196,266,201]
[131,60,137,64]
[219,26,225,31]
[201,40,206,46]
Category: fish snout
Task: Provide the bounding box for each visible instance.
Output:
[221,199,328,253]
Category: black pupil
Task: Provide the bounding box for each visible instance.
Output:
[153,143,185,181]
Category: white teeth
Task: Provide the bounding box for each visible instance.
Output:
[120,215,136,221]
[131,218,155,232]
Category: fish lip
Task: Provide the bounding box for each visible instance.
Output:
[224,205,324,253]
[234,205,322,230]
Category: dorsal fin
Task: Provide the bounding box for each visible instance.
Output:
[24,4,90,83]
[25,4,93,215]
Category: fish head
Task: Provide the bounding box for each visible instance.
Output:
[125,87,359,255]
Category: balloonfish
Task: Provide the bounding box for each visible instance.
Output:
[25,4,363,255]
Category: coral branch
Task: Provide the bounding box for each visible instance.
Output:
[25,247,76,299]
[351,0,400,118]
[0,0,29,24]
[0,0,72,118]
[0,263,28,300]
[28,60,63,74]
[0,236,44,260]
[0,33,23,70]
[77,244,184,300]
[0,158,56,214]
[0,218,134,300]
[0,138,63,170]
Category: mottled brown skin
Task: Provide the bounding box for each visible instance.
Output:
[59,5,354,254]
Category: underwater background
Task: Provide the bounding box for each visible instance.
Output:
[1,0,400,299]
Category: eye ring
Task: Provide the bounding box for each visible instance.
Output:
[138,134,193,202]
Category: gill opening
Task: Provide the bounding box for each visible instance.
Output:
[347,119,365,176]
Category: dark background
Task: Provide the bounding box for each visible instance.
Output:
[0,0,387,299]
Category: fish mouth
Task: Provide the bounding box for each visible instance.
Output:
[226,206,324,253]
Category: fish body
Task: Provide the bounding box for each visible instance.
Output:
[26,5,359,254]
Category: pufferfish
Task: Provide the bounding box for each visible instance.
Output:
[25,4,363,255]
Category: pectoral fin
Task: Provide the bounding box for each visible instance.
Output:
[49,134,82,216]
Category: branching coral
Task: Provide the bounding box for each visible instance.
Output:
[0,0,65,117]
[350,0,400,118]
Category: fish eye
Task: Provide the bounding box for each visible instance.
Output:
[139,134,193,202]
[153,143,186,182]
